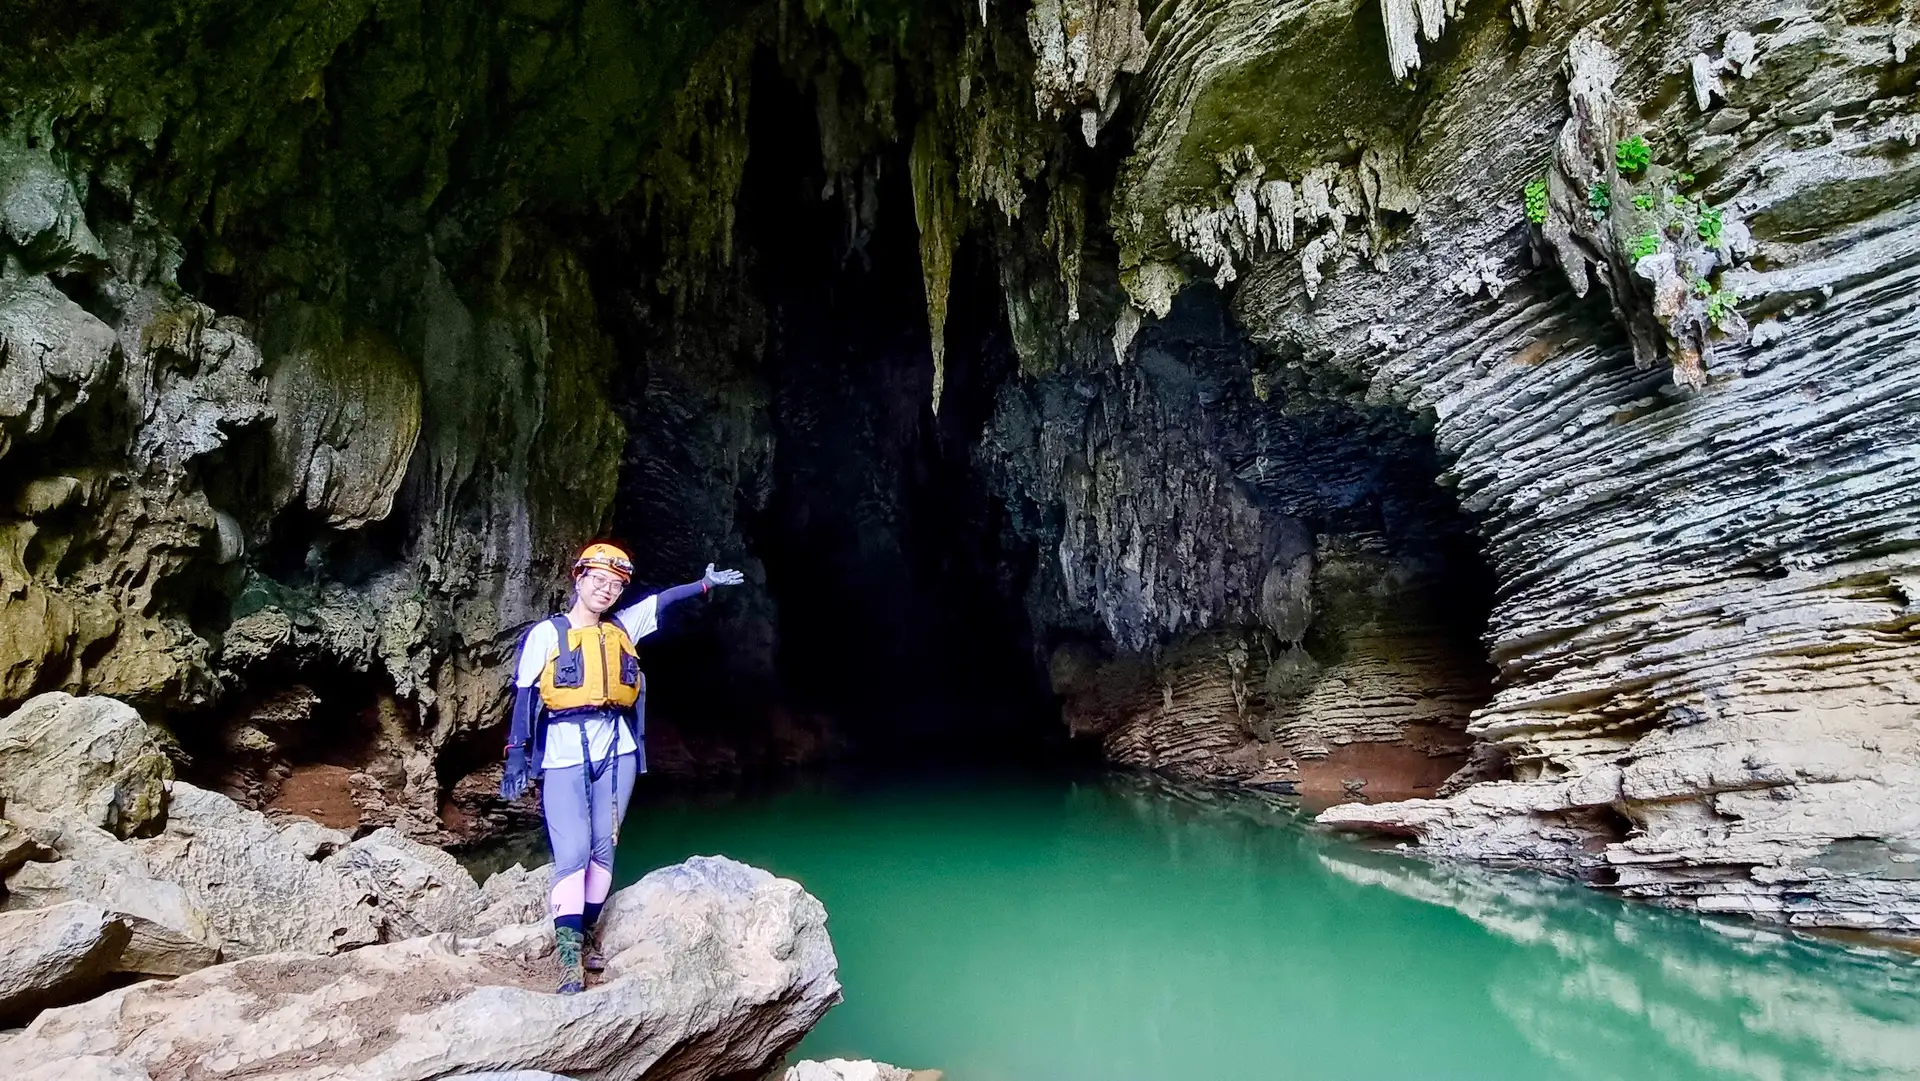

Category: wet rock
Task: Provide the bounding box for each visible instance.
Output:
[2,856,841,1081]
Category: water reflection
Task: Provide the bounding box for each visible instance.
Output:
[1320,848,1920,1081]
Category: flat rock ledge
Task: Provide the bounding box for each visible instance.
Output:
[0,855,842,1081]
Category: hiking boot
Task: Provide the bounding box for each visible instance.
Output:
[584,929,607,973]
[555,926,586,994]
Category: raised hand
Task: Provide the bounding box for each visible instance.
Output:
[703,562,746,588]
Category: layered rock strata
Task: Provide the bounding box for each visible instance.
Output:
[1150,2,1920,929]
[3,0,1918,929]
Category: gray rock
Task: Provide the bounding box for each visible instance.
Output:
[322,826,484,940]
[131,782,384,958]
[3,856,218,977]
[785,1060,937,1081]
[1,856,842,1081]
[0,136,107,269]
[12,1055,153,1081]
[473,862,552,935]
[0,903,130,1027]
[0,694,170,838]
[0,274,116,465]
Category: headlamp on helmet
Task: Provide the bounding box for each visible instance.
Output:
[572,542,634,583]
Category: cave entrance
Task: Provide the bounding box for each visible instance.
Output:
[590,52,1498,795]
[600,57,1060,776]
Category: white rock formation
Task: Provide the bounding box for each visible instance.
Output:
[1,856,841,1081]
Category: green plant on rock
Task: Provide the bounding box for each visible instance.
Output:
[1628,233,1661,261]
[1708,289,1740,327]
[1698,206,1725,247]
[1615,135,1653,174]
[1524,177,1550,225]
[1588,181,1612,219]
[1633,192,1658,212]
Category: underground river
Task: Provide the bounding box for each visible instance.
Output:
[472,768,1920,1081]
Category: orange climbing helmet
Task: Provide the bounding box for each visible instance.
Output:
[572,542,634,583]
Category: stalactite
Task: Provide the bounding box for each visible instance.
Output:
[911,118,962,414]
[641,24,758,313]
[1026,0,1150,145]
[1380,0,1468,80]
[1044,179,1087,323]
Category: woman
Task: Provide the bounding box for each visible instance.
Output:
[499,542,746,993]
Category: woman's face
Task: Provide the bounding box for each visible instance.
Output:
[575,570,625,615]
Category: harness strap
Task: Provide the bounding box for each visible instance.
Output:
[571,709,626,849]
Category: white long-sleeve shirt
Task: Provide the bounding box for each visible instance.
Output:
[514,595,659,769]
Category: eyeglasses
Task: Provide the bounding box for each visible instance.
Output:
[578,572,625,591]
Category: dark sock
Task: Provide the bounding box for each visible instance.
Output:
[554,913,584,934]
[583,901,604,930]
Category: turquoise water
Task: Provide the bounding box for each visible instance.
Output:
[611,771,1920,1081]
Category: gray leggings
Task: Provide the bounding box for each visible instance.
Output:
[542,752,637,877]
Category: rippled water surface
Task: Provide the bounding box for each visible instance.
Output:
[611,771,1920,1081]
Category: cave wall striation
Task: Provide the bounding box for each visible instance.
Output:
[2,0,1918,937]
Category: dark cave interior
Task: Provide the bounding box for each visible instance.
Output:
[569,52,1495,780]
[594,58,1063,773]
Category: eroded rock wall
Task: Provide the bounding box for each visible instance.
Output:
[1099,0,1920,930]
[4,0,1917,933]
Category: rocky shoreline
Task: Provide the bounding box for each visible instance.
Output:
[0,692,872,1079]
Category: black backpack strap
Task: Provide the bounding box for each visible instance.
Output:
[549,615,584,688]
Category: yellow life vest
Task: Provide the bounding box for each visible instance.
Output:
[537,616,642,713]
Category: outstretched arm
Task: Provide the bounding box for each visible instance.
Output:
[616,562,746,640]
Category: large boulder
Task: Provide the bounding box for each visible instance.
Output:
[321,827,484,941]
[1,856,842,1081]
[129,781,384,957]
[0,694,171,838]
[5,853,218,977]
[0,902,130,1026]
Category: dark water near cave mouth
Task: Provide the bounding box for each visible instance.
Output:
[604,771,1920,1081]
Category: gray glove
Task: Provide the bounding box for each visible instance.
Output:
[703,562,745,588]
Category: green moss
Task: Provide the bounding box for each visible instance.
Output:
[1,0,749,311]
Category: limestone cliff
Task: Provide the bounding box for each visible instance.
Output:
[1,0,1917,933]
